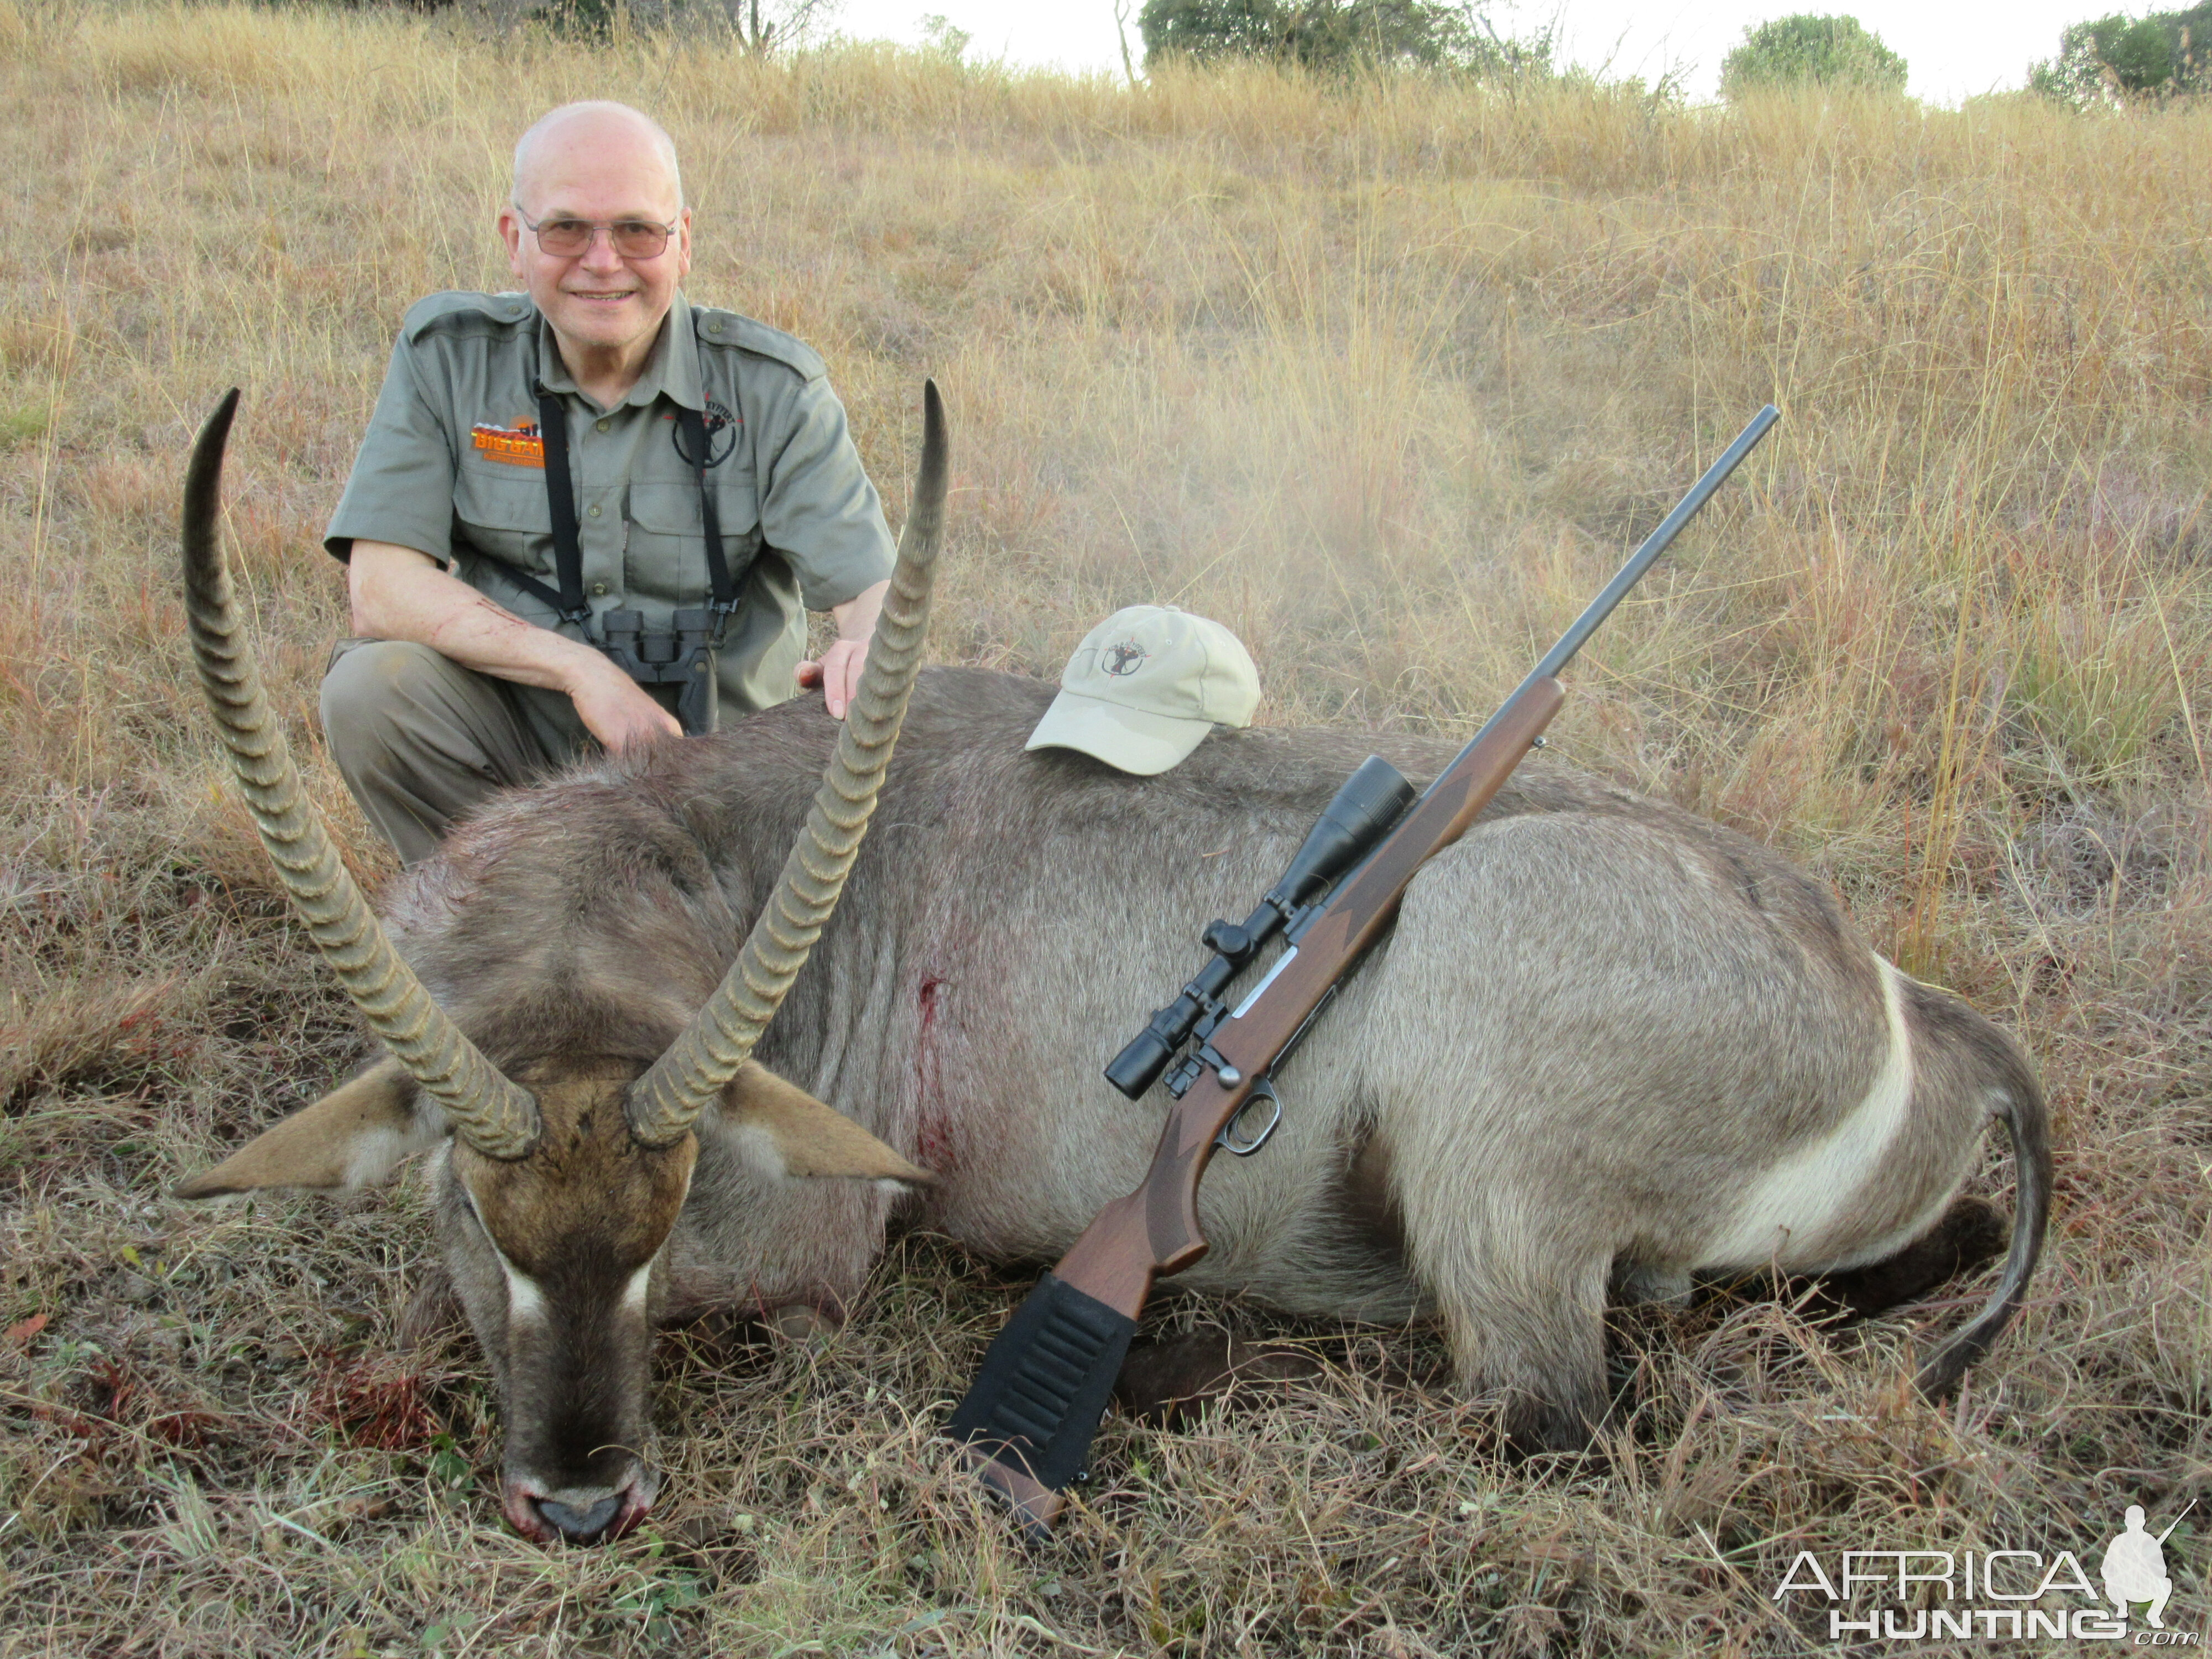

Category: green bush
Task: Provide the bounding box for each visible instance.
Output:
[1718,13,1907,100]
[1136,0,1551,75]
[2030,4,2212,103]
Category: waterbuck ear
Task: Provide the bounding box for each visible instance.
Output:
[176,1058,441,1198]
[719,1061,932,1187]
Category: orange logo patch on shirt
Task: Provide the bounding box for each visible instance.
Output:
[472,421,545,467]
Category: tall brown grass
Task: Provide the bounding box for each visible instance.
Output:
[3,2,2209,1653]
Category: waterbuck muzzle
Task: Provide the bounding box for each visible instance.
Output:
[175,382,949,1543]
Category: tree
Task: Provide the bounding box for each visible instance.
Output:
[1718,13,1907,100]
[1136,0,1552,76]
[917,11,972,58]
[2030,5,2212,103]
[719,0,839,53]
[529,0,839,49]
[1140,0,1279,60]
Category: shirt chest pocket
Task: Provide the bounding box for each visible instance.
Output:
[452,467,554,577]
[625,478,763,606]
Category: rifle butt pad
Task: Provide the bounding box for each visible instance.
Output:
[946,1272,1137,1534]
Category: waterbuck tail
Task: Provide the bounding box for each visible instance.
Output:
[180,391,540,1159]
[628,378,948,1146]
[1912,1045,2051,1399]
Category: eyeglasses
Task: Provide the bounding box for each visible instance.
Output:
[514,208,677,260]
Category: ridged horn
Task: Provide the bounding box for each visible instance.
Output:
[181,390,540,1160]
[627,379,948,1146]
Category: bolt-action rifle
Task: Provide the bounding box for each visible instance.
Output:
[948,405,1782,1535]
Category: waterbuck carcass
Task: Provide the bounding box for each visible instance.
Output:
[173,394,2048,1544]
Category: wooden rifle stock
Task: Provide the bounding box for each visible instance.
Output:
[951,404,1780,1534]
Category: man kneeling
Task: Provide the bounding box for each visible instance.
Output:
[322,101,894,863]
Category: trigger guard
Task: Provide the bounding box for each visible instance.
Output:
[1217,1077,1282,1157]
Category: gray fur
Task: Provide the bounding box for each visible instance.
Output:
[381,665,2048,1455]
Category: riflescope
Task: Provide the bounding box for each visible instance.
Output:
[1104,755,1416,1100]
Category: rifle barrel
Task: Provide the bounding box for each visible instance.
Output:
[1434,404,1780,785]
[1535,404,1780,682]
[1328,401,1777,875]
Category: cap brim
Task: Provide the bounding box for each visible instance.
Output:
[1024,688,1213,775]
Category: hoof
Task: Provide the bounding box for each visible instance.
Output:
[1113,1330,1324,1428]
[765,1303,841,1343]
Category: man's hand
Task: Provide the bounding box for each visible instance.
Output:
[568,658,684,752]
[795,639,869,719]
[796,578,889,720]
[349,539,680,750]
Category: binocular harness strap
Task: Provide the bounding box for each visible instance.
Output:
[529,391,593,628]
[506,374,742,651]
[675,405,737,645]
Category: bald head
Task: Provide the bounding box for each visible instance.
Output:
[500,101,693,383]
[511,102,683,217]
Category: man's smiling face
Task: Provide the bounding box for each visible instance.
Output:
[499,105,692,375]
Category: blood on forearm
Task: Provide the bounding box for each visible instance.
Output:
[354,546,594,696]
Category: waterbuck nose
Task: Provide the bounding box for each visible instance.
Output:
[534,1494,623,1542]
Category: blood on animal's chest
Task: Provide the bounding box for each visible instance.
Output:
[914,975,953,1171]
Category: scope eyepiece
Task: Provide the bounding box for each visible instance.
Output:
[1104,1025,1182,1099]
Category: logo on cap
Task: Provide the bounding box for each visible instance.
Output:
[1103,640,1149,677]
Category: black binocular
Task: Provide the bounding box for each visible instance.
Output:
[597,607,725,737]
[1104,754,1417,1101]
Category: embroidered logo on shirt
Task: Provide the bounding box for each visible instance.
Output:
[669,398,740,468]
[472,421,545,467]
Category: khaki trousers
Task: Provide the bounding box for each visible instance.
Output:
[320,638,598,866]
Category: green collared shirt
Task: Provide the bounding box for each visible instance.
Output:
[325,290,896,720]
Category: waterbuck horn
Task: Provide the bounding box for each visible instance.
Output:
[182,390,540,1159]
[627,379,948,1147]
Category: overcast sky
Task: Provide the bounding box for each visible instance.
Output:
[825,0,2089,106]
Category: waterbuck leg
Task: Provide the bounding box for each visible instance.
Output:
[1613,1263,1695,1308]
[1799,1196,2011,1321]
[1426,1230,1614,1453]
[663,1300,843,1370]
[1484,1287,1615,1454]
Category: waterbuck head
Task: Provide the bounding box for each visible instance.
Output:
[171,384,946,1543]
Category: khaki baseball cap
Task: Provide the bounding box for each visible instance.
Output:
[1025,606,1261,775]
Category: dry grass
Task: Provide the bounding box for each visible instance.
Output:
[3,1,2211,1653]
